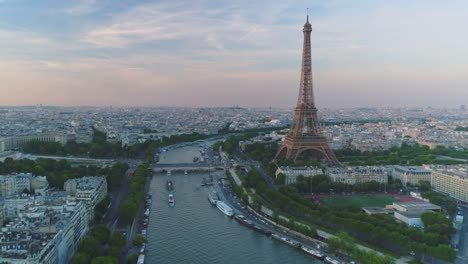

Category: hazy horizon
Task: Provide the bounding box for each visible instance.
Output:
[1,0,467,108]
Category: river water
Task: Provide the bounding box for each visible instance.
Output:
[146,143,319,264]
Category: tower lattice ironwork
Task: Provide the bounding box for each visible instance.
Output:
[274,16,338,165]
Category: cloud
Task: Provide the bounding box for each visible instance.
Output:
[83,2,277,49]
[2,1,468,108]
[66,0,99,15]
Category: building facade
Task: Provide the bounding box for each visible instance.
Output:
[392,166,431,186]
[391,201,440,228]
[0,173,46,197]
[431,166,468,203]
[0,134,68,152]
[327,166,387,185]
[0,191,88,263]
[64,176,107,222]
[275,166,323,185]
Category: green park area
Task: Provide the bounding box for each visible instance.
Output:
[320,195,398,208]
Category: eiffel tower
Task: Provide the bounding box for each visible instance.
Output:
[274,16,338,165]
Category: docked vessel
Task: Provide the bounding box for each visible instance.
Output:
[201,177,214,187]
[216,201,234,217]
[251,225,272,236]
[301,245,325,260]
[271,234,301,249]
[166,180,173,191]
[207,190,219,205]
[166,170,171,176]
[234,215,254,228]
[137,254,145,264]
[168,194,175,207]
[324,256,340,264]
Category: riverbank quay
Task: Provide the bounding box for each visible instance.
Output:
[226,163,413,263]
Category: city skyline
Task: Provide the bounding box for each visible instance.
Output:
[1,0,467,108]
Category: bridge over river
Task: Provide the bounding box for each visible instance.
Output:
[152,163,224,173]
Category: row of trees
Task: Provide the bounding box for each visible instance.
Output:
[421,212,455,243]
[23,127,216,161]
[119,164,149,224]
[243,142,279,163]
[291,174,404,197]
[335,143,467,166]
[219,133,258,156]
[242,169,456,262]
[0,158,128,190]
[328,232,395,264]
[95,195,111,223]
[23,128,128,159]
[421,191,458,218]
[123,132,215,161]
[240,140,322,167]
[71,225,126,264]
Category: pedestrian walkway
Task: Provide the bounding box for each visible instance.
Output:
[229,168,242,187]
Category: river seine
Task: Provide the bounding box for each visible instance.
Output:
[145,143,319,264]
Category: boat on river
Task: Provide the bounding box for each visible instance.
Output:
[301,245,325,260]
[208,190,220,205]
[271,233,301,249]
[166,180,173,191]
[251,225,272,236]
[324,256,340,264]
[216,201,234,217]
[168,194,175,207]
[234,215,254,228]
[201,177,214,186]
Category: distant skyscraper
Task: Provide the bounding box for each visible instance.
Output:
[274,16,337,165]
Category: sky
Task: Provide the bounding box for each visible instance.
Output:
[0,0,467,108]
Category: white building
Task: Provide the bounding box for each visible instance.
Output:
[0,194,88,264]
[0,134,68,152]
[64,176,107,222]
[275,166,323,185]
[392,166,431,186]
[56,199,89,264]
[0,199,4,226]
[391,201,440,228]
[431,166,468,203]
[394,211,426,228]
[0,173,47,197]
[327,166,387,185]
[0,176,16,197]
[3,194,37,218]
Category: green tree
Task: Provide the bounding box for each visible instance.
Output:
[419,180,431,192]
[133,234,147,247]
[275,173,286,185]
[70,253,89,264]
[107,246,122,259]
[127,254,139,264]
[92,224,111,244]
[109,232,126,248]
[120,200,138,224]
[91,256,117,264]
[78,236,101,259]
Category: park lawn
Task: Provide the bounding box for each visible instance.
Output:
[320,195,398,208]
